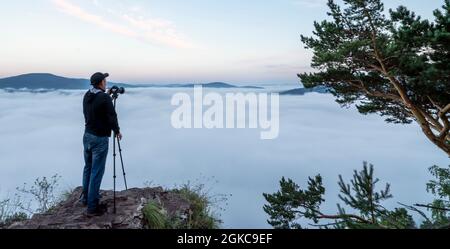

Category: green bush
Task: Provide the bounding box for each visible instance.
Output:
[2,212,28,227]
[16,174,61,214]
[142,201,169,229]
[173,183,221,229]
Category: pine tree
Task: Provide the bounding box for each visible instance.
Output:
[263,163,450,229]
[420,165,450,228]
[299,0,450,156]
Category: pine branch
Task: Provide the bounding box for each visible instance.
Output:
[308,221,345,228]
[398,202,432,224]
[317,213,371,224]
[414,204,450,212]
[438,104,450,139]
[437,223,450,229]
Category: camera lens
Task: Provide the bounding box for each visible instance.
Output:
[110,86,125,95]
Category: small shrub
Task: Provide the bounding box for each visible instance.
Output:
[1,195,29,228]
[142,201,169,229]
[2,212,28,227]
[173,182,222,229]
[0,194,29,227]
[16,174,61,214]
[58,188,75,203]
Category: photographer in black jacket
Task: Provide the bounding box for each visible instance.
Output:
[81,72,122,217]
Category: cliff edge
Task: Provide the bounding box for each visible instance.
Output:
[8,186,192,229]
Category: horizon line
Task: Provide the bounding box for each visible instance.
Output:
[0,72,301,86]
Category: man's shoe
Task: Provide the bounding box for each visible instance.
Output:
[86,202,108,217]
[86,207,106,218]
[98,203,108,213]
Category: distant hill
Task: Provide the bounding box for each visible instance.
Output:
[0,74,263,90]
[159,82,264,89]
[279,86,329,95]
[0,73,133,90]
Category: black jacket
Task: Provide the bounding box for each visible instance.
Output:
[83,89,120,137]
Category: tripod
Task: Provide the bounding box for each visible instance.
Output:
[112,94,128,214]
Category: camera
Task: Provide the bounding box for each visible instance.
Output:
[109,86,125,97]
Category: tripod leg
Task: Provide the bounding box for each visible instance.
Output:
[113,133,117,214]
[117,139,128,190]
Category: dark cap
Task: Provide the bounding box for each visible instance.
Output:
[90,72,109,86]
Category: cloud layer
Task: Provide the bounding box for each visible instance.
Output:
[0,87,448,228]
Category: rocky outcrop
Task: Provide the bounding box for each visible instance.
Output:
[8,187,191,229]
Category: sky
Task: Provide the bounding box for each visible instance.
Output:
[0,0,444,84]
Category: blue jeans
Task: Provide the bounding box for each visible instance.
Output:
[83,132,109,213]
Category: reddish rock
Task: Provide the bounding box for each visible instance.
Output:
[8,187,191,229]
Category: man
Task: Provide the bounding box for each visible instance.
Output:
[81,72,122,217]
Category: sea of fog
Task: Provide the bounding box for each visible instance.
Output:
[0,86,448,228]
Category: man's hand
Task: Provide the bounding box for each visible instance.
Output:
[116,132,123,141]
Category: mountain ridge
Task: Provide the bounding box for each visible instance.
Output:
[279,86,330,95]
[0,73,263,90]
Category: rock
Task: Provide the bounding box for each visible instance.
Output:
[8,187,191,229]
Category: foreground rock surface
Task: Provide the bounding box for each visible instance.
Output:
[9,187,191,229]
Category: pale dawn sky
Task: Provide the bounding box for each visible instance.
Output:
[0,0,443,84]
